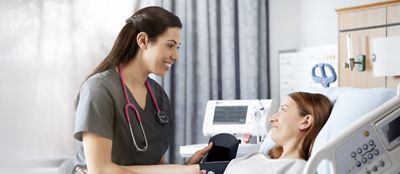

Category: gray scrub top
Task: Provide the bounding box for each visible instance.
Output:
[73,69,172,168]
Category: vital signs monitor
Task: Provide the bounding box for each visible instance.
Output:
[180,99,273,158]
[202,99,273,137]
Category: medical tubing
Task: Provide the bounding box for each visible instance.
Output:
[145,80,161,112]
[119,65,142,123]
[139,121,149,150]
[125,103,142,123]
[256,101,265,145]
[118,65,149,152]
[257,119,260,145]
[128,122,148,152]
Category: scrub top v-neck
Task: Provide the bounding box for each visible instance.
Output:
[73,68,173,166]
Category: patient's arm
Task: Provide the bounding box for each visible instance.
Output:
[82,132,203,174]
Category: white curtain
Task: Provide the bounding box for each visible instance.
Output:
[141,0,270,163]
[0,0,139,172]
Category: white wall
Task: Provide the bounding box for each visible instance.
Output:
[269,0,386,104]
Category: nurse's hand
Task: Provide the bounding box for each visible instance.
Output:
[75,166,87,174]
[185,142,213,165]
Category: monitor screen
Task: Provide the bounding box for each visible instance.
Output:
[382,114,400,143]
[212,106,248,124]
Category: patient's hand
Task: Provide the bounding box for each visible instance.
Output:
[185,142,213,165]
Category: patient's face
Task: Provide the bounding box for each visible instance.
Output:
[269,97,304,145]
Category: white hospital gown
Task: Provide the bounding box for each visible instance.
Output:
[223,153,306,174]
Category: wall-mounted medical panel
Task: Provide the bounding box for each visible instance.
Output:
[338,29,386,88]
[336,0,400,88]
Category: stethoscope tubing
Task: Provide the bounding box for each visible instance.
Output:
[145,80,161,112]
[118,65,154,152]
[118,65,168,152]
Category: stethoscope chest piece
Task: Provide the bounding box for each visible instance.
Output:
[155,111,169,125]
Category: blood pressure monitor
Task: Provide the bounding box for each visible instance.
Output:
[202,99,273,136]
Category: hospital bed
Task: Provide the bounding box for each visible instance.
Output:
[303,88,400,174]
[260,87,398,174]
[184,87,398,174]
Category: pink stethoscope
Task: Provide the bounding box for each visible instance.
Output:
[118,65,169,152]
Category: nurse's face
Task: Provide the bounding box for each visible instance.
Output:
[269,97,304,146]
[143,27,181,76]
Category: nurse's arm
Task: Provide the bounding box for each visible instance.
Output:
[123,164,202,174]
[159,141,212,165]
[82,132,135,174]
[159,157,167,164]
[185,142,213,165]
[83,132,202,174]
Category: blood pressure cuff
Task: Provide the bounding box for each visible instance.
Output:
[199,133,240,174]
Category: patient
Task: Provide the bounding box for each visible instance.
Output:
[224,92,333,174]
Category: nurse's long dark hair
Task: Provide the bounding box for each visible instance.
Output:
[74,6,181,108]
[268,92,333,160]
[87,6,182,79]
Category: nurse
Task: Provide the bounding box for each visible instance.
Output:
[71,6,211,174]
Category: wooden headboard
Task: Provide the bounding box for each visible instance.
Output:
[336,0,400,88]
